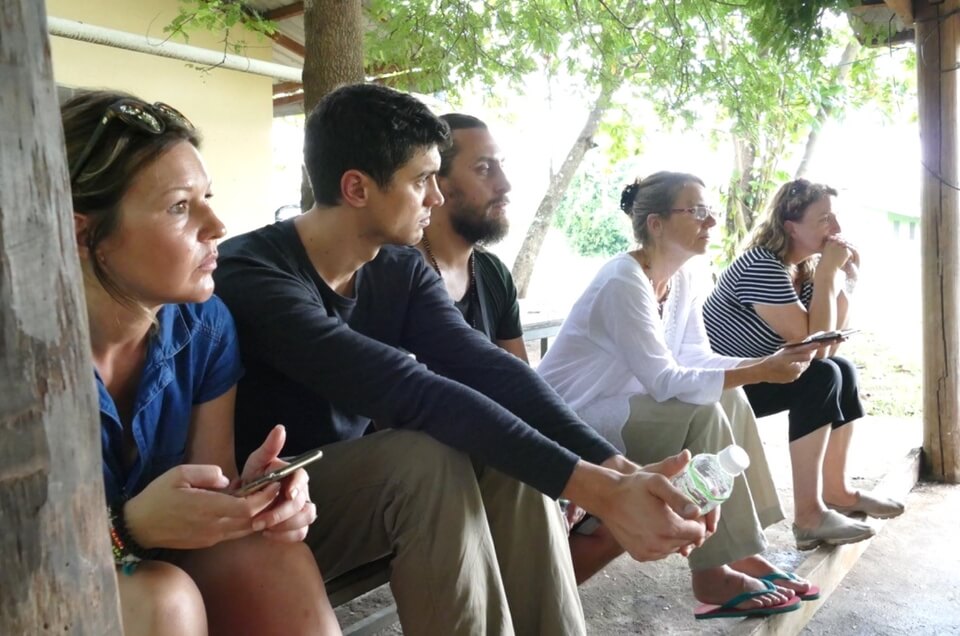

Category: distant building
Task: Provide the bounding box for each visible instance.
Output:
[887,211,920,240]
[48,0,277,236]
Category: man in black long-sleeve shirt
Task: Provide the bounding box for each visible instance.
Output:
[215,84,713,636]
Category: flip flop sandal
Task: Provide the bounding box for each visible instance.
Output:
[760,571,821,601]
[694,579,803,620]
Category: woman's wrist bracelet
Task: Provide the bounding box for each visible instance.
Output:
[108,502,155,575]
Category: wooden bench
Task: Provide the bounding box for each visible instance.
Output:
[521,317,564,358]
[329,318,565,635]
[326,557,394,635]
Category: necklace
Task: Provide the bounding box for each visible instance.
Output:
[635,249,671,317]
[421,235,476,292]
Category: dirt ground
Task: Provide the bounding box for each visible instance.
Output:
[336,412,924,635]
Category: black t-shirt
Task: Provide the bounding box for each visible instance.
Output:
[473,249,524,342]
[453,281,484,333]
[214,220,617,498]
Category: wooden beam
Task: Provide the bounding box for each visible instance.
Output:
[273,81,303,96]
[270,31,305,58]
[883,0,914,25]
[264,2,304,21]
[241,6,305,57]
[916,0,960,483]
[273,91,304,108]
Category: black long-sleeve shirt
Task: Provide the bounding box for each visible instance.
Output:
[214,220,618,498]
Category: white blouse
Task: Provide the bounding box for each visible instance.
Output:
[538,254,747,451]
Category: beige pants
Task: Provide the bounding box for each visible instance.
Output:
[304,429,585,636]
[620,388,784,570]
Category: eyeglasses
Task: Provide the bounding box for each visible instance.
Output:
[669,205,718,222]
[69,99,193,182]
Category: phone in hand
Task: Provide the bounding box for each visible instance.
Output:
[233,449,324,497]
[783,328,858,349]
[572,513,602,536]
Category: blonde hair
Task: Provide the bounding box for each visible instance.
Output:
[747,179,837,284]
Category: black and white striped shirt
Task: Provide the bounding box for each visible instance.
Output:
[703,247,813,358]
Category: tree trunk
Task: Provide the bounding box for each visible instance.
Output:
[0,1,123,633]
[723,135,757,260]
[795,39,861,179]
[300,0,365,209]
[511,85,615,298]
[916,0,960,482]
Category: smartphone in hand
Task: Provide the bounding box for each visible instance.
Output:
[783,328,858,349]
[233,449,324,497]
[572,513,602,536]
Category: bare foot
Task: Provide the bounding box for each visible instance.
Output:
[728,554,814,596]
[691,565,793,609]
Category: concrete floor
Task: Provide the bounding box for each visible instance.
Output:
[343,413,952,635]
[576,412,928,635]
[802,481,960,636]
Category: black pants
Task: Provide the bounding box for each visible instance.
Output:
[744,356,864,442]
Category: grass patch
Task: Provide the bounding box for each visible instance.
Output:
[844,328,922,419]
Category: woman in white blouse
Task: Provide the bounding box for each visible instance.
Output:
[539,172,819,619]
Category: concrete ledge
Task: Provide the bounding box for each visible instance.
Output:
[729,447,922,636]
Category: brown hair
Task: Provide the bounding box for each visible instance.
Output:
[63,90,200,306]
[620,171,704,246]
[747,179,838,284]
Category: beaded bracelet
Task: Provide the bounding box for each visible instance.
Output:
[108,503,154,575]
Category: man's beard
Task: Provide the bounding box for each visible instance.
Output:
[449,196,510,246]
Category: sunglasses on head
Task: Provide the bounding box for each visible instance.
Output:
[787,180,810,198]
[69,99,194,183]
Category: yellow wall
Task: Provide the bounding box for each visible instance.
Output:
[47,0,277,236]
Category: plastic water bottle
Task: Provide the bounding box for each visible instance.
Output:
[670,445,750,515]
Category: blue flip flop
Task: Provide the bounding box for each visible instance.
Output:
[694,579,803,619]
[760,572,822,601]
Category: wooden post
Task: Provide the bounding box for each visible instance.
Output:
[916,0,960,483]
[0,0,123,632]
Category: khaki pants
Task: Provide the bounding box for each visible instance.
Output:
[304,429,585,636]
[620,388,784,570]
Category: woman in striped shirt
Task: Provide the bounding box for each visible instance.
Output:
[703,179,904,551]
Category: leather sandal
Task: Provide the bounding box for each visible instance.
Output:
[826,491,905,520]
[792,510,875,551]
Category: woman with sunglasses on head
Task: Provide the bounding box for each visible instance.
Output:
[702,179,903,552]
[64,90,340,636]
[538,172,819,619]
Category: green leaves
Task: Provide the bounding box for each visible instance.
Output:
[165,0,277,54]
[553,154,637,258]
[167,0,914,263]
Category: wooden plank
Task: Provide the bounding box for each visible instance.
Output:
[326,557,391,607]
[916,0,960,483]
[273,91,305,108]
[264,2,304,21]
[273,80,303,96]
[883,0,915,24]
[271,30,305,58]
[342,604,399,636]
[522,318,563,341]
[728,449,922,636]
